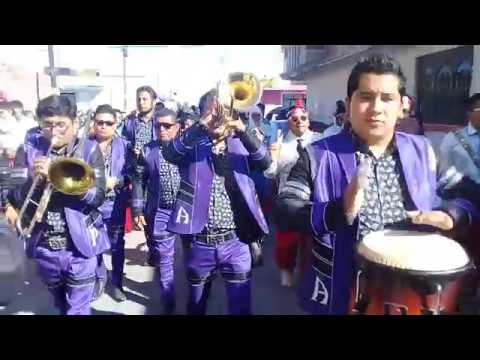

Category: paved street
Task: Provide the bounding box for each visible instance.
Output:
[0,224,307,315]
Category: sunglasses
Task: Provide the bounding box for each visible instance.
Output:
[290,115,308,122]
[155,122,175,130]
[95,120,116,127]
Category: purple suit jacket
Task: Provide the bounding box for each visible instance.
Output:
[297,130,475,314]
[164,131,269,236]
[121,114,157,149]
[131,140,179,235]
[20,138,109,259]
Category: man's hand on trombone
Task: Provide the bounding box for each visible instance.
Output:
[33,156,51,179]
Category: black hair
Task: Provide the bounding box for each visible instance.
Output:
[239,113,248,122]
[198,89,217,115]
[94,104,116,118]
[154,102,165,111]
[335,100,346,115]
[154,107,178,122]
[36,94,77,120]
[257,102,265,115]
[466,93,480,111]
[112,108,122,114]
[179,113,198,128]
[9,100,24,109]
[347,53,407,98]
[136,86,157,100]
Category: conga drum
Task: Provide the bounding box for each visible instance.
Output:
[349,230,474,315]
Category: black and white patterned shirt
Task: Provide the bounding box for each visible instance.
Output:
[134,117,153,151]
[356,147,409,239]
[44,146,70,240]
[158,149,181,209]
[102,140,115,198]
[203,152,236,234]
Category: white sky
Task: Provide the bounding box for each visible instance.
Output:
[0,45,284,105]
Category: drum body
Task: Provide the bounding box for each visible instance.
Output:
[349,230,473,315]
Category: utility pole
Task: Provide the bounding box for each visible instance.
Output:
[122,46,128,112]
[47,45,57,88]
[35,72,40,101]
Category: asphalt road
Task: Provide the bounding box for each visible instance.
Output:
[0,224,307,315]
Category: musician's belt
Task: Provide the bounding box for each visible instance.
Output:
[153,233,177,241]
[39,235,70,251]
[185,230,237,245]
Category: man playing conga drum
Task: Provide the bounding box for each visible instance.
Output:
[275,53,475,315]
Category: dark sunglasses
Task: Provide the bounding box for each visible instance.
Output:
[155,122,175,130]
[95,120,116,127]
[290,115,308,122]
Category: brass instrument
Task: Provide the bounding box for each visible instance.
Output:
[212,72,262,144]
[48,157,95,196]
[16,117,95,239]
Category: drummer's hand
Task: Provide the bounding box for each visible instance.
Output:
[406,210,454,231]
[33,156,51,179]
[134,215,147,231]
[343,158,371,224]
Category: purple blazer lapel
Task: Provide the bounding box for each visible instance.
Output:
[396,133,420,208]
[227,137,269,234]
[111,136,124,177]
[332,132,356,184]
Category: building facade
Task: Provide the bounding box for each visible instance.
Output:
[281,45,480,152]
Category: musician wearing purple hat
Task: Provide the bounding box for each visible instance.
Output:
[275,54,475,315]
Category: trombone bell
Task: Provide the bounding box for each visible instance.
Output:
[48,157,95,196]
[228,72,262,112]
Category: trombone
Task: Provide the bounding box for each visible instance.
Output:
[211,72,262,143]
[16,117,96,239]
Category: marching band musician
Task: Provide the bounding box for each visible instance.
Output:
[162,89,271,315]
[122,85,159,266]
[274,54,475,315]
[4,95,109,315]
[132,108,181,314]
[92,104,135,302]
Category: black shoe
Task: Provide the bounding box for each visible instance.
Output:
[162,301,176,315]
[111,286,127,302]
[92,279,106,301]
[143,253,156,267]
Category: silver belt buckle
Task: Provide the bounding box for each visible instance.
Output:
[47,237,67,250]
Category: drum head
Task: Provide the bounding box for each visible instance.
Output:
[357,230,472,277]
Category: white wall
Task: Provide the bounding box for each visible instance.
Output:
[471,45,480,95]
[305,56,359,124]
